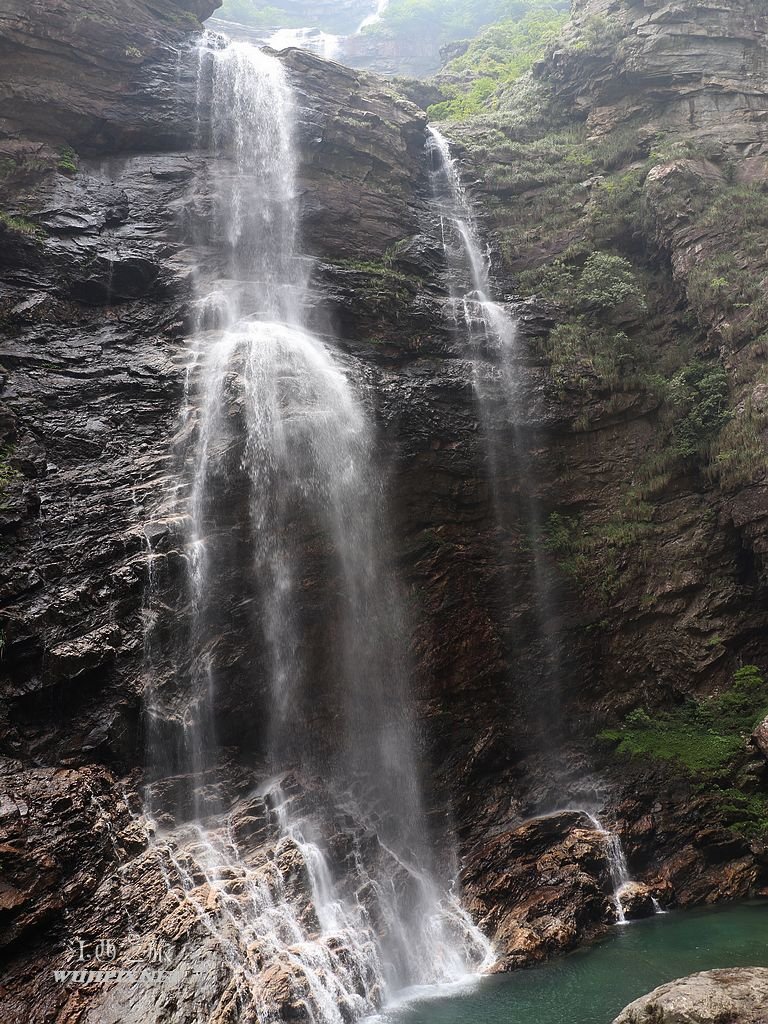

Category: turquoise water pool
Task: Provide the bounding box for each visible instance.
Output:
[383,903,768,1024]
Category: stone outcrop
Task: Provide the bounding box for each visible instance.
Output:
[753,716,768,759]
[0,0,222,151]
[539,0,768,146]
[461,812,620,969]
[617,882,656,919]
[287,46,428,258]
[613,968,768,1024]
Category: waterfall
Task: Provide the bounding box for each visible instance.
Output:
[358,0,391,33]
[426,126,565,767]
[426,127,661,927]
[585,813,632,925]
[142,40,492,1023]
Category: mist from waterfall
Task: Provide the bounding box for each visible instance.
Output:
[358,0,391,33]
[267,26,342,61]
[143,40,492,1023]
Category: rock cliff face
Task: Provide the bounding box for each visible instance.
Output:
[2,0,768,1018]
[546,0,768,144]
[437,0,768,958]
[0,0,223,151]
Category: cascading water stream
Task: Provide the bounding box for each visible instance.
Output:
[426,126,657,925]
[584,813,632,925]
[357,0,391,33]
[426,125,565,767]
[141,40,492,1022]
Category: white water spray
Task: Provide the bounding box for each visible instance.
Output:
[267,26,342,61]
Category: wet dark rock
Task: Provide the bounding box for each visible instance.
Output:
[0,0,222,152]
[752,717,768,759]
[460,812,617,968]
[617,882,656,920]
[283,48,429,259]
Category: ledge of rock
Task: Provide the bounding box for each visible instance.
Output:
[752,717,768,759]
[613,968,768,1024]
[0,0,222,150]
[538,0,768,147]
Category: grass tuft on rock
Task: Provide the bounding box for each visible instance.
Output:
[0,211,44,238]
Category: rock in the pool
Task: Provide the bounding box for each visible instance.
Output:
[613,967,768,1024]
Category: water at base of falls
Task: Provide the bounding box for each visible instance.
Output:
[380,903,768,1024]
[141,38,493,1023]
[142,776,492,1023]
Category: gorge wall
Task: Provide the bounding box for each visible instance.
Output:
[1,0,768,1020]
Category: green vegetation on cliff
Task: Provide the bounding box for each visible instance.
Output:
[600,666,768,836]
[669,362,731,459]
[708,373,768,491]
[518,251,646,316]
[58,145,78,175]
[427,4,569,120]
[373,0,566,41]
[0,211,44,238]
[0,444,20,503]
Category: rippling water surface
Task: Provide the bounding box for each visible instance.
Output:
[379,903,768,1024]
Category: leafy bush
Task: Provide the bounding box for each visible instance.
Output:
[575,252,647,313]
[518,251,646,315]
[58,145,78,175]
[668,362,730,458]
[707,788,768,839]
[568,12,624,53]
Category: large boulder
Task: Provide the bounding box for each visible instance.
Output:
[613,968,768,1024]
[460,811,618,969]
[617,882,656,920]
